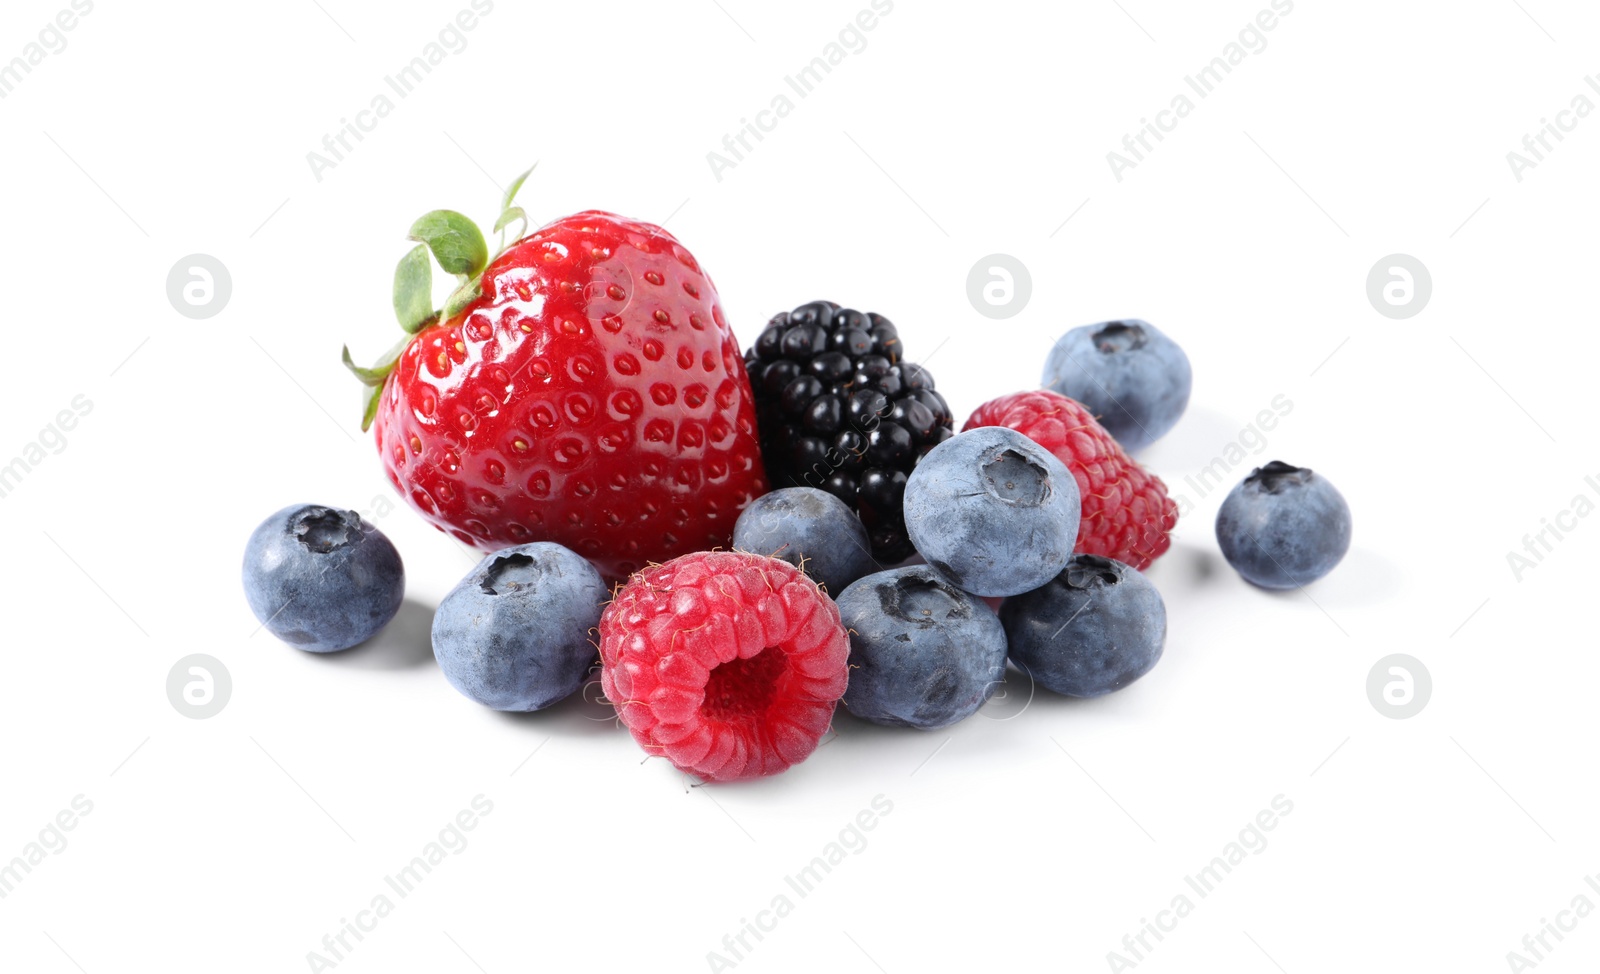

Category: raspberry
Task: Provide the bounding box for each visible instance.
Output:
[598,551,849,781]
[963,391,1178,570]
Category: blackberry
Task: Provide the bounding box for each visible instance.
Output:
[744,300,954,562]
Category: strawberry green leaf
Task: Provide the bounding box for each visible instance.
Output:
[408,210,488,278]
[393,244,437,334]
[502,163,536,213]
[342,345,385,386]
[342,336,409,387]
[359,383,383,432]
[493,205,526,237]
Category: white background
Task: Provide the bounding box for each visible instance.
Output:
[1,0,1596,971]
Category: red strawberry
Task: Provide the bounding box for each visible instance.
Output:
[344,174,767,579]
[964,390,1177,570]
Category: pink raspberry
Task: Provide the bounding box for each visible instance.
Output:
[598,551,849,781]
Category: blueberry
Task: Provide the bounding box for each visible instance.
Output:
[1001,555,1166,698]
[836,566,1007,729]
[1215,461,1351,590]
[242,504,405,653]
[733,487,877,595]
[432,542,608,711]
[1043,319,1191,453]
[903,426,1080,597]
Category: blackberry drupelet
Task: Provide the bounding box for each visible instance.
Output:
[744,300,954,562]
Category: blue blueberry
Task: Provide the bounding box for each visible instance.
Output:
[432,542,607,711]
[903,426,1080,597]
[732,487,878,595]
[1001,555,1166,698]
[242,504,405,653]
[1043,319,1191,453]
[836,566,1007,729]
[1215,461,1351,590]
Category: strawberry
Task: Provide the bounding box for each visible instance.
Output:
[344,171,768,579]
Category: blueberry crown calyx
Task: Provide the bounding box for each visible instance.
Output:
[1064,555,1121,589]
[1246,460,1312,494]
[1091,321,1148,354]
[293,507,362,554]
[480,552,542,596]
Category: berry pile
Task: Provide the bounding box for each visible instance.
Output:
[744,301,954,562]
[242,169,1353,784]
